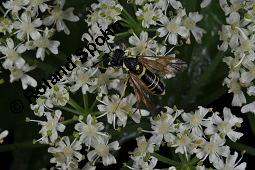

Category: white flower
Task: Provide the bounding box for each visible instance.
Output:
[183,12,206,43]
[91,67,125,97]
[0,130,8,144]
[136,3,163,28]
[97,94,141,128]
[81,25,115,54]
[155,0,183,11]
[148,107,182,145]
[129,31,157,56]
[240,61,255,84]
[48,136,82,170]
[133,136,155,157]
[31,28,60,60]
[30,110,66,144]
[219,0,243,16]
[87,138,120,166]
[2,0,29,15]
[31,92,53,117]
[69,67,98,94]
[157,15,189,45]
[225,12,248,50]
[50,84,70,106]
[0,38,26,69]
[27,0,49,16]
[241,101,255,114]
[9,64,37,89]
[0,17,13,34]
[218,25,232,51]
[193,133,230,164]
[75,114,108,149]
[181,106,211,137]
[213,152,246,170]
[13,12,42,41]
[172,130,192,156]
[82,162,96,170]
[205,108,243,142]
[43,0,79,34]
[130,156,158,170]
[224,75,246,107]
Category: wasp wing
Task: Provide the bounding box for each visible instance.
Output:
[138,55,187,78]
[129,74,154,111]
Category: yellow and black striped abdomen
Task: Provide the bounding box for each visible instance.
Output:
[123,58,165,95]
[138,66,165,95]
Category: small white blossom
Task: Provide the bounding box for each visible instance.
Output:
[213,152,246,170]
[193,133,230,164]
[9,64,37,89]
[205,108,243,142]
[30,110,66,144]
[129,31,157,56]
[87,138,120,166]
[157,15,189,45]
[136,3,163,28]
[48,136,82,170]
[31,28,60,60]
[43,0,79,34]
[13,12,42,41]
[183,12,206,43]
[0,38,26,69]
[75,114,108,149]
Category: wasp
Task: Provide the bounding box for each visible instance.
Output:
[100,47,187,110]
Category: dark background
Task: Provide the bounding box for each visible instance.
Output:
[0,0,255,169]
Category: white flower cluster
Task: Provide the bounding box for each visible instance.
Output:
[128,106,246,170]
[21,0,247,169]
[219,0,255,113]
[0,0,79,89]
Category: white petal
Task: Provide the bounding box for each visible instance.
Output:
[87,150,97,161]
[102,154,116,166]
[200,0,211,8]
[241,101,255,113]
[6,38,14,49]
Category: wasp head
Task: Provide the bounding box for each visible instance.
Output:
[110,49,126,67]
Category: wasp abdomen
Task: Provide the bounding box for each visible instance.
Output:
[124,58,165,95]
[139,68,165,95]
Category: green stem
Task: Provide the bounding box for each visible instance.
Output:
[58,106,81,115]
[119,21,132,28]
[121,18,133,25]
[247,113,255,136]
[122,8,137,23]
[61,117,77,125]
[0,142,46,152]
[121,8,141,31]
[89,98,98,112]
[227,140,255,156]
[133,3,138,14]
[83,94,89,115]
[0,6,5,15]
[68,98,84,113]
[189,156,200,165]
[151,153,180,166]
[115,31,131,37]
[145,28,158,32]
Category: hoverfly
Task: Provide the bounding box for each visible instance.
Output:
[96,45,187,110]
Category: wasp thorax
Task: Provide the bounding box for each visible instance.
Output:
[124,58,143,74]
[110,49,126,67]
